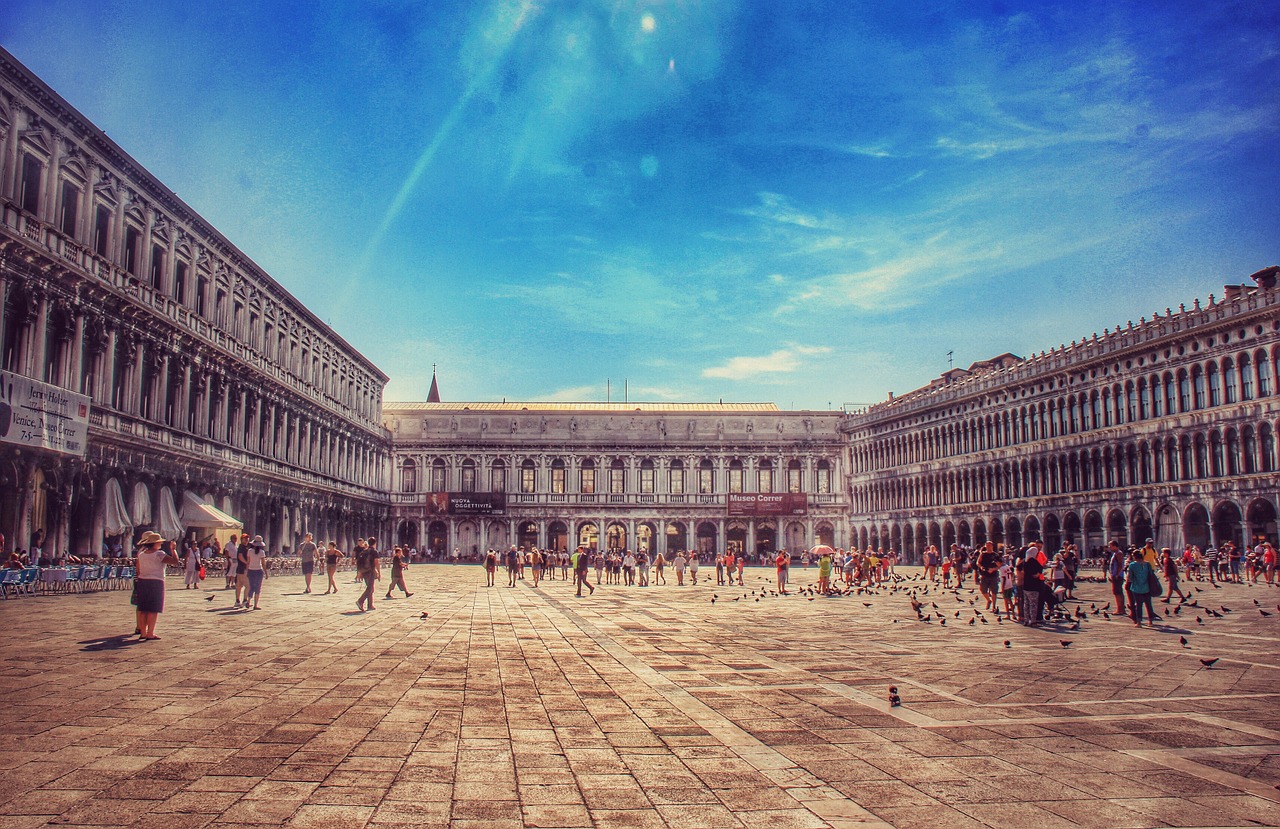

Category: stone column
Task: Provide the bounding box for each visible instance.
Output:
[29,293,49,379]
[69,312,86,394]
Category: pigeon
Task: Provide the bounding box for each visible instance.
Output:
[1179,636,1189,647]
[419,611,429,619]
[205,595,215,601]
[1060,640,1072,648]
[968,618,975,625]
[1261,610,1273,617]
[1003,640,1011,648]
[1196,617,1204,625]
[1221,606,1231,613]
[1199,657,1219,668]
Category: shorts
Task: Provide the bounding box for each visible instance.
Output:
[1001,587,1014,599]
[134,578,165,613]
[301,561,315,576]
[979,573,999,593]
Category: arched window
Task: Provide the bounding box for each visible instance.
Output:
[1239,355,1253,400]
[521,458,537,493]
[728,459,744,493]
[669,459,685,494]
[1223,359,1237,404]
[698,459,715,494]
[400,459,417,493]
[816,460,831,494]
[1193,367,1206,409]
[788,459,803,493]
[1261,424,1276,473]
[1225,429,1240,476]
[430,459,447,492]
[1179,370,1191,412]
[1163,373,1175,416]
[579,458,596,493]
[1257,350,1272,396]
[610,458,626,494]
[461,458,476,492]
[1243,426,1257,474]
[757,459,773,493]
[639,459,655,494]
[1207,363,1221,407]
[550,459,566,493]
[490,460,507,493]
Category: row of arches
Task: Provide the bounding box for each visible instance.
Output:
[854,497,1278,563]
[856,346,1280,472]
[395,517,838,558]
[854,420,1278,512]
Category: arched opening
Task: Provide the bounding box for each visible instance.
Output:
[666,521,688,553]
[396,519,418,549]
[578,521,599,551]
[400,458,417,493]
[1154,504,1179,551]
[1062,512,1081,547]
[755,520,777,555]
[1246,498,1277,545]
[457,520,480,558]
[696,521,718,554]
[1006,517,1023,549]
[1106,509,1128,546]
[1212,501,1243,549]
[988,517,1004,546]
[1024,515,1041,544]
[1183,503,1210,550]
[957,520,971,548]
[1131,506,1153,547]
[547,521,569,552]
[942,521,956,551]
[637,522,657,553]
[1043,514,1061,552]
[928,521,942,550]
[605,522,627,552]
[816,523,834,547]
[1083,510,1104,556]
[784,520,806,553]
[518,520,539,550]
[973,518,987,548]
[726,520,747,556]
[890,523,903,555]
[427,520,448,556]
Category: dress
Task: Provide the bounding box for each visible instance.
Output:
[135,549,169,613]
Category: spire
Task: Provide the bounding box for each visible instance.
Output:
[426,364,441,403]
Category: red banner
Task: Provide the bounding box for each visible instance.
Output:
[726,493,808,516]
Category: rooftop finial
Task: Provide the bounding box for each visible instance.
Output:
[426,364,441,403]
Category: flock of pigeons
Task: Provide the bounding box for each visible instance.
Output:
[703,571,1278,674]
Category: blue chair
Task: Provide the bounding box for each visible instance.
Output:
[20,568,40,596]
[0,570,20,599]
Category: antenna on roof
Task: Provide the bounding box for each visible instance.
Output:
[947,350,954,371]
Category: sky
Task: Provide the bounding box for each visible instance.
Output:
[2,1,1277,409]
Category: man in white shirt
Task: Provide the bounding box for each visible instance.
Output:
[223,534,238,590]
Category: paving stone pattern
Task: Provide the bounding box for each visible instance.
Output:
[1,565,1279,828]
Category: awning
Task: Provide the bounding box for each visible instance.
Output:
[102,478,133,538]
[180,491,244,530]
[131,481,152,526]
[156,487,184,540]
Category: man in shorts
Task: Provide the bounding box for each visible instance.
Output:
[298,533,318,594]
[975,542,1001,610]
[223,533,239,590]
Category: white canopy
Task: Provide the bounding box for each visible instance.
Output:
[156,487,184,540]
[102,478,132,538]
[180,491,244,530]
[131,482,152,526]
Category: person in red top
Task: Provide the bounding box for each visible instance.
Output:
[775,551,790,594]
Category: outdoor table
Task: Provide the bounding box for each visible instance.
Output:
[40,568,70,592]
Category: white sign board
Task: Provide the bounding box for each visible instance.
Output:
[0,372,90,457]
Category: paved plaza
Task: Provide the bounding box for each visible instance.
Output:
[0,565,1278,829]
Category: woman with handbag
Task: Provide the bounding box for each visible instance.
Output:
[183,541,201,589]
[133,531,181,640]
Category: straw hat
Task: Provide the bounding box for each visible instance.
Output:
[138,531,165,546]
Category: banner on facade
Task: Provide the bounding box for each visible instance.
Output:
[425,492,506,515]
[0,372,90,457]
[726,493,807,516]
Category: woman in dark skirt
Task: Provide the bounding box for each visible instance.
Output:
[134,531,180,640]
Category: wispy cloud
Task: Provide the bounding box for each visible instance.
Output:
[702,346,831,381]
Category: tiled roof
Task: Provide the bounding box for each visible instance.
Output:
[382,402,783,413]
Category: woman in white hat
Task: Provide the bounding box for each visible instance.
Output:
[134,531,180,640]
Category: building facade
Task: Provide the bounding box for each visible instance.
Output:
[0,47,391,557]
[383,402,848,559]
[843,268,1280,562]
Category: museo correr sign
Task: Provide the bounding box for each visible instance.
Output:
[0,372,91,457]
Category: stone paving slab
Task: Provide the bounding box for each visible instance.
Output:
[1,565,1279,828]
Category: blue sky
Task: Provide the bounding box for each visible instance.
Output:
[3,1,1277,409]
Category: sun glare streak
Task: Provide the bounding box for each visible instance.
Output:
[347,0,538,288]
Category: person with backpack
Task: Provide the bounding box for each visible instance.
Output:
[1125,548,1159,627]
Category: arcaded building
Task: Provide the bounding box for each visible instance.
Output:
[383,398,847,559]
[844,268,1280,562]
[0,48,390,556]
